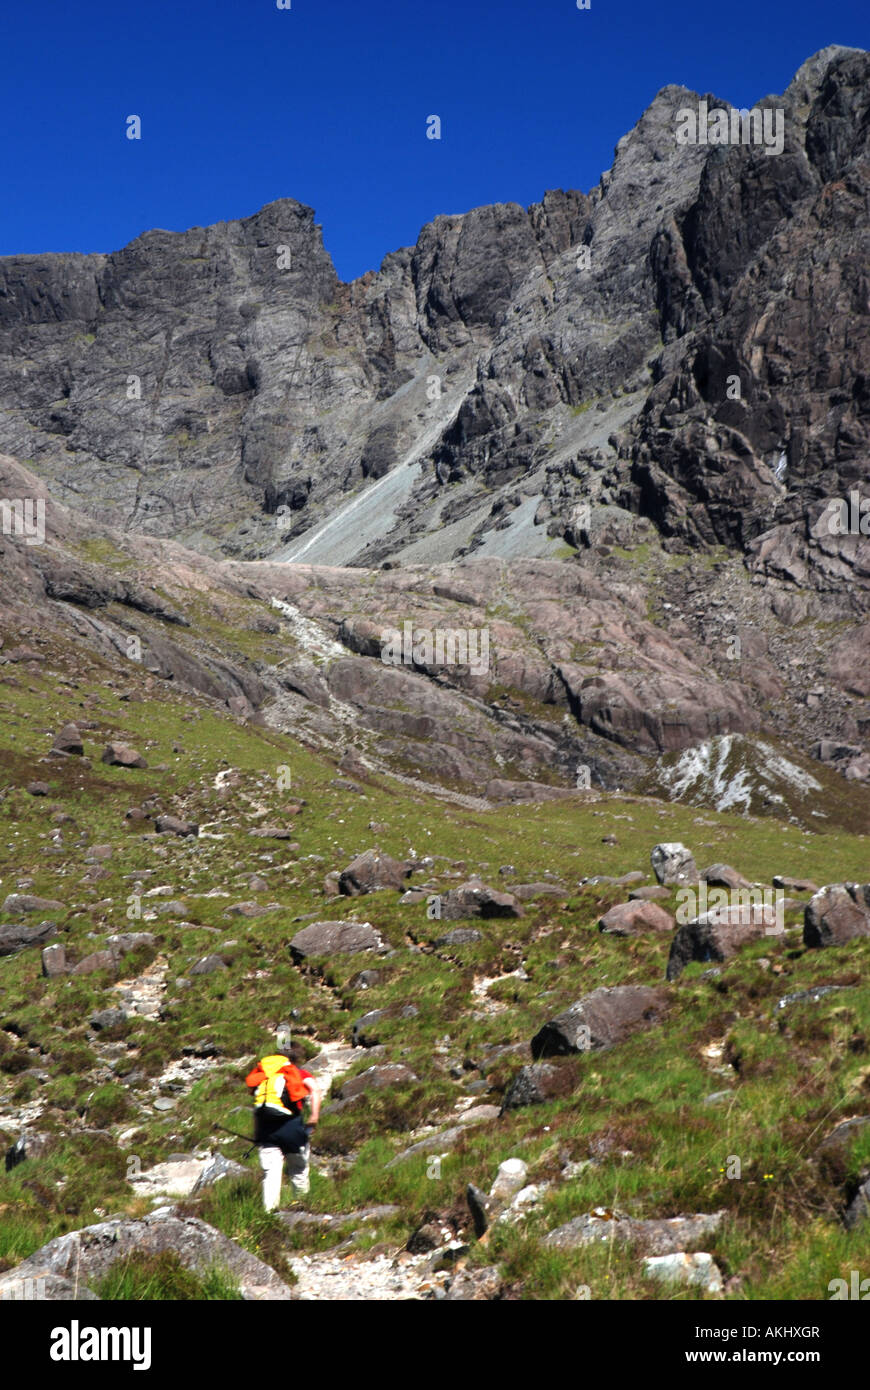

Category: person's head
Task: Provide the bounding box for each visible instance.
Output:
[288,1044,306,1067]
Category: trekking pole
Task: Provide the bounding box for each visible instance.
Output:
[215,1124,259,1159]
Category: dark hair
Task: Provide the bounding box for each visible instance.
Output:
[288,1044,306,1066]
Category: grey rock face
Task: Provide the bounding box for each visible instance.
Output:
[0,48,864,599]
[0,1271,100,1301]
[844,1174,870,1230]
[154,814,199,837]
[189,954,228,976]
[4,1131,53,1172]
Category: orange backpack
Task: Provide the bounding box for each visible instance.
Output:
[245,1054,309,1111]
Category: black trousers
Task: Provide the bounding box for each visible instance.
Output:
[254,1106,309,1154]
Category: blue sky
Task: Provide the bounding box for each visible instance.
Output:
[1,0,866,281]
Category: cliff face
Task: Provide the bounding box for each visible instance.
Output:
[0,45,866,598]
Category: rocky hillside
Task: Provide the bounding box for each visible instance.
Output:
[1,453,868,825]
[0,590,868,1300]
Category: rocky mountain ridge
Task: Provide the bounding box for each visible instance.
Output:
[0,46,866,600]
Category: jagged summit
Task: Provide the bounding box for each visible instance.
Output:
[0,45,866,591]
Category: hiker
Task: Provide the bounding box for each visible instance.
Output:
[245,1028,321,1212]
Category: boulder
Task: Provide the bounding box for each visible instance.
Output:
[2,893,63,915]
[106,933,156,955]
[385,1116,492,1168]
[337,1064,418,1100]
[500,1062,575,1111]
[545,1210,725,1254]
[0,1271,100,1301]
[804,884,870,949]
[438,879,524,920]
[51,723,84,756]
[155,815,198,837]
[290,920,386,961]
[643,1252,723,1293]
[510,883,567,901]
[128,1158,207,1199]
[4,1131,53,1172]
[598,900,674,935]
[443,1265,503,1300]
[434,928,483,946]
[815,1116,870,1158]
[651,843,698,886]
[26,781,50,796]
[101,743,148,769]
[189,954,228,976]
[71,950,118,976]
[531,985,670,1058]
[338,849,411,896]
[466,1184,494,1238]
[89,1009,127,1032]
[248,826,299,841]
[0,920,57,957]
[700,863,751,890]
[666,904,781,981]
[490,1158,528,1202]
[772,875,818,893]
[458,1104,500,1124]
[192,1154,251,1194]
[350,1006,419,1047]
[41,942,67,977]
[5,1212,294,1299]
[844,1174,870,1230]
[629,885,671,901]
[349,968,382,990]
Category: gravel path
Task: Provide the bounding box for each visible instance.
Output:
[291,1246,449,1301]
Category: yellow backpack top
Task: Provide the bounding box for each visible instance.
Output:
[245,1054,308,1110]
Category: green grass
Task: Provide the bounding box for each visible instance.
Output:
[0,610,867,1299]
[94,1251,243,1300]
